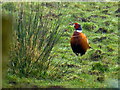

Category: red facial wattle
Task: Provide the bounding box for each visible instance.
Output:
[74,23,82,30]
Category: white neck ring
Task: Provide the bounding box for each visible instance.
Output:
[76,30,82,32]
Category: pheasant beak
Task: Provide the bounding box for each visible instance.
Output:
[69,23,75,28]
[69,23,74,25]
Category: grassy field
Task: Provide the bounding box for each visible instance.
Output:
[2,2,119,88]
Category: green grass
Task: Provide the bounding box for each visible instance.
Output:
[2,2,119,88]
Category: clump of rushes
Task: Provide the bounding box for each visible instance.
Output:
[8,2,64,79]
